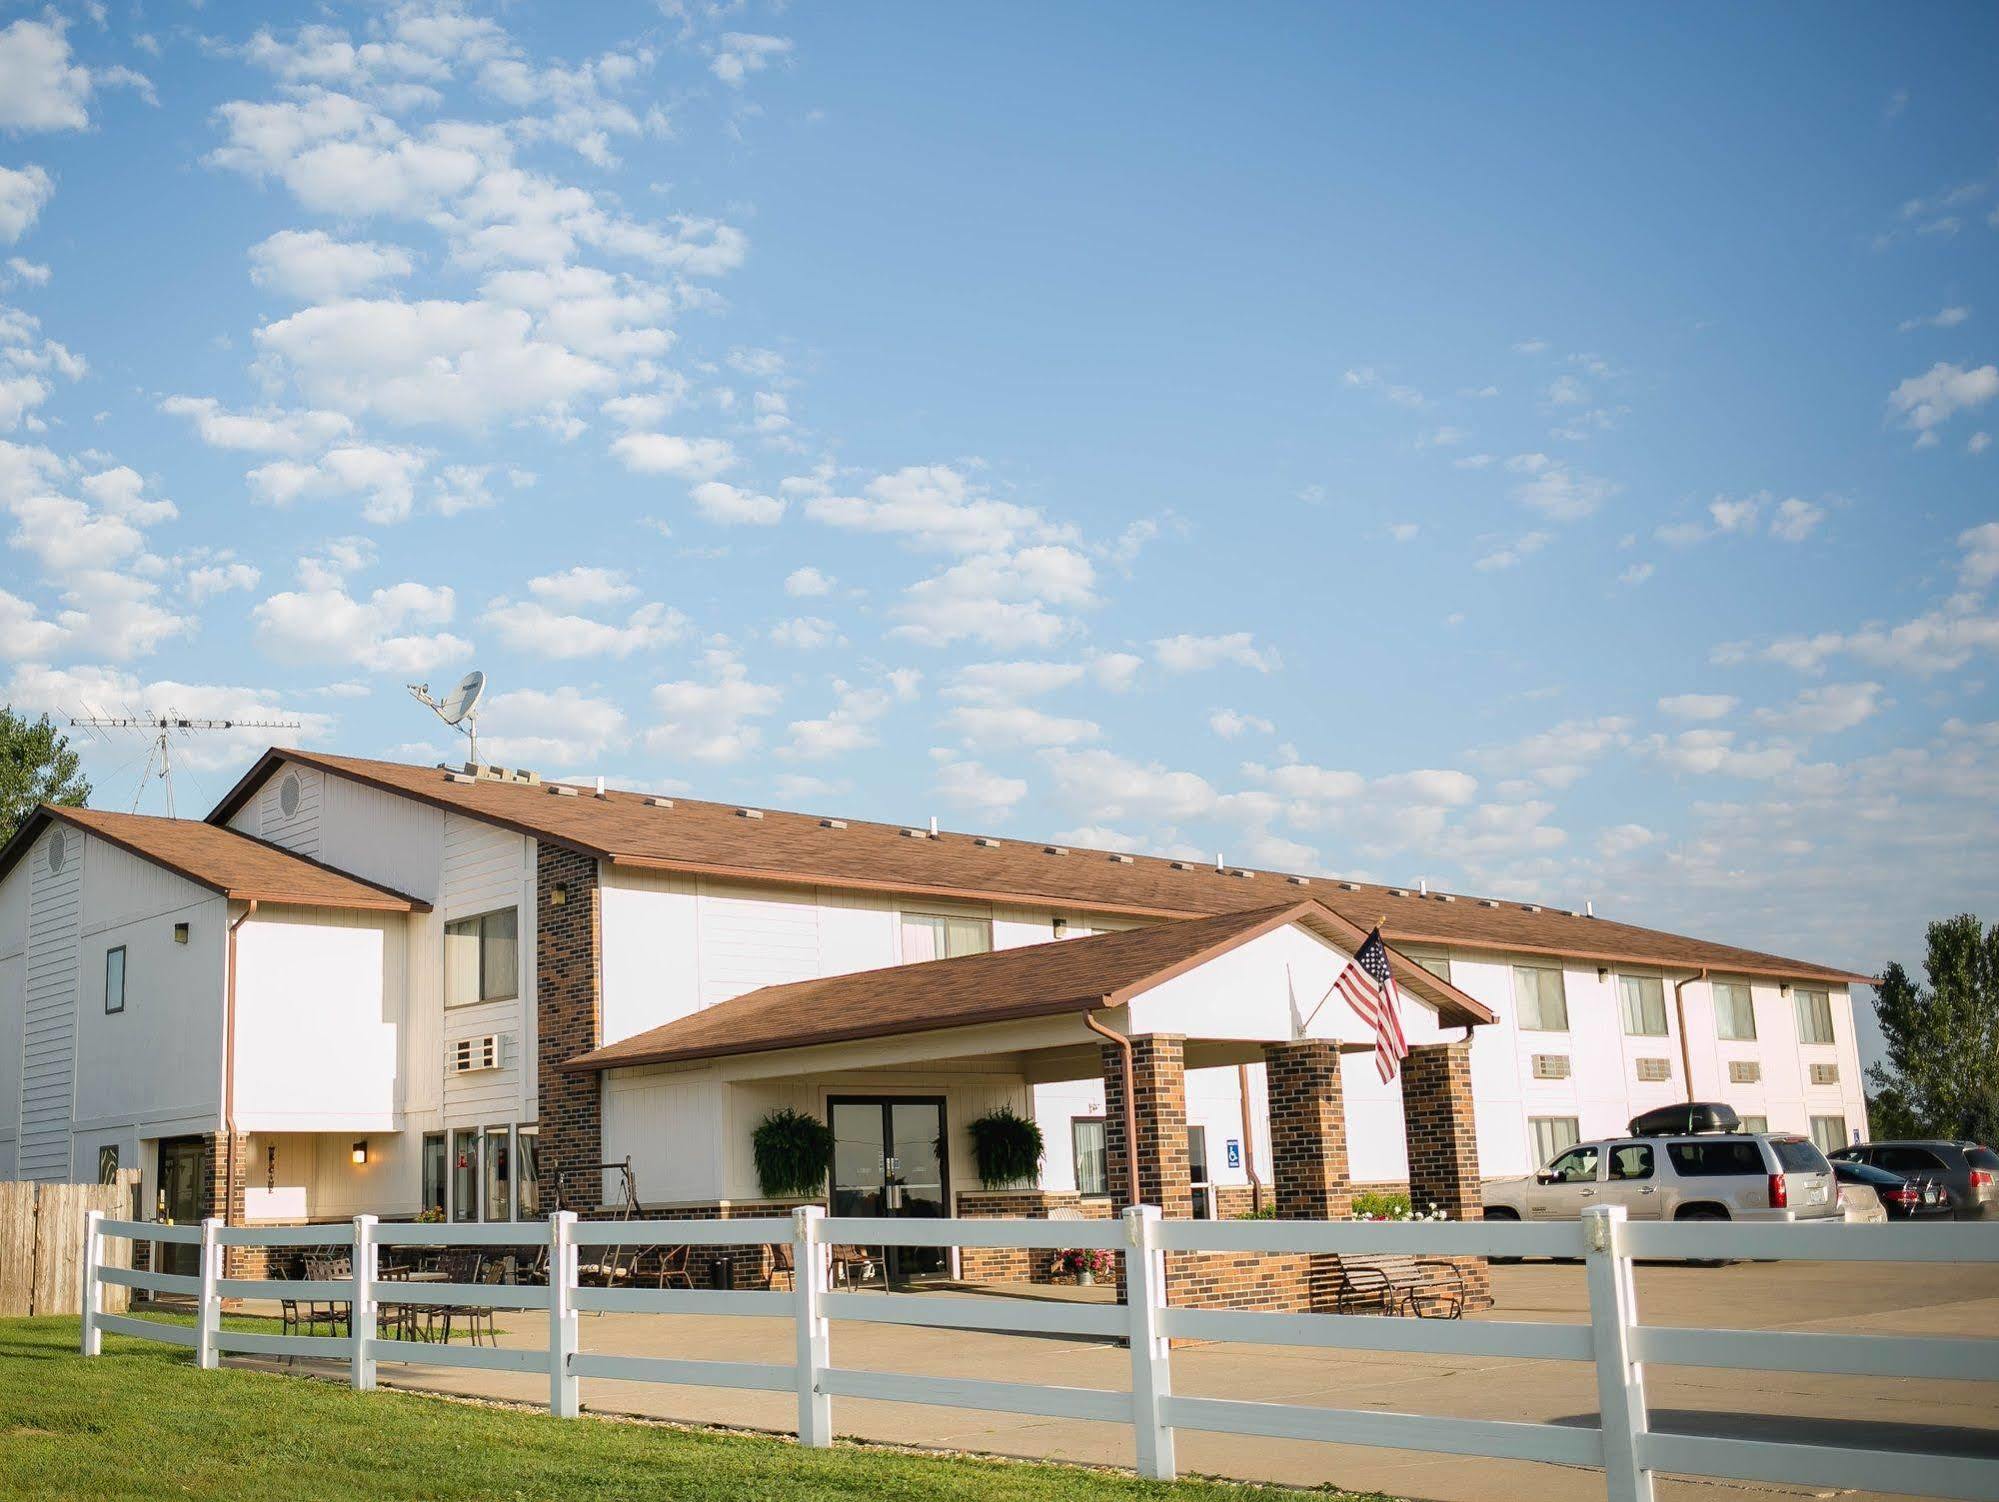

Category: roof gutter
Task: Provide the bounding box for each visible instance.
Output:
[1673,967,1707,1103]
[223,899,258,1235]
[1083,1006,1140,1209]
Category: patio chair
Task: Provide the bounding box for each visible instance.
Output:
[301,1254,352,1338]
[435,1251,498,1347]
[1334,1253,1467,1319]
[831,1245,879,1289]
[640,1244,695,1290]
[763,1242,794,1291]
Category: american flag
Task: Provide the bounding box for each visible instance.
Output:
[1337,927,1409,1082]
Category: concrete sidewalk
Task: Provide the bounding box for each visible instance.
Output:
[231,1259,1999,1502]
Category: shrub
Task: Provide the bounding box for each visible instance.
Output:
[1351,1189,1412,1220]
[751,1108,835,1198]
[967,1107,1044,1189]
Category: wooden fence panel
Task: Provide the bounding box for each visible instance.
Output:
[0,1182,35,1316]
[0,1176,136,1316]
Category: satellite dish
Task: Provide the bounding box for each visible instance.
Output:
[438,670,486,727]
[408,669,488,764]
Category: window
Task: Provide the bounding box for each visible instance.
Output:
[1514,968,1570,1031]
[1545,1143,1599,1183]
[1408,950,1452,984]
[98,1145,119,1184]
[1794,989,1835,1045]
[484,1125,513,1221]
[422,1133,447,1218]
[1608,1143,1654,1181]
[1875,1145,1947,1176]
[1187,1125,1211,1219]
[445,908,519,1007]
[1619,975,1669,1036]
[516,1126,540,1220]
[1808,1116,1849,1155]
[1529,1115,1581,1167]
[104,946,126,1015]
[1740,1115,1768,1134]
[1072,1118,1108,1197]
[450,1129,479,1222]
[1713,981,1757,1040]
[900,911,992,963]
[1667,1139,1765,1176]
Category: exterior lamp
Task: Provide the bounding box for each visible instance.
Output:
[352,1140,369,1166]
[550,883,569,906]
[173,922,190,944]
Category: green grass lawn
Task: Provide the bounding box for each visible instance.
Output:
[0,1317,1374,1502]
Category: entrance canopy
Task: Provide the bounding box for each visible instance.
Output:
[565,899,1493,1084]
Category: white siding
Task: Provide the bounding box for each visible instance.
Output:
[20,824,82,1180]
[439,815,534,1128]
[0,863,23,1168]
[251,763,323,858]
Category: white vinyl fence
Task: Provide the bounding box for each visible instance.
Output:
[79,1207,1999,1502]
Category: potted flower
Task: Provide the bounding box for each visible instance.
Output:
[967,1107,1044,1190]
[1053,1246,1114,1286]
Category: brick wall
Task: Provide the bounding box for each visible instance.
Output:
[1101,1034,1190,1217]
[536,845,603,1208]
[1400,1039,1491,1310]
[957,1189,1113,1284]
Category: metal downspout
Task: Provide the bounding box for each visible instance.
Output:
[223,899,258,1231]
[1672,967,1707,1103]
[1084,1007,1141,1208]
[1237,1063,1264,1214]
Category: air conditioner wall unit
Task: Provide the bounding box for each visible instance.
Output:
[449,1034,503,1074]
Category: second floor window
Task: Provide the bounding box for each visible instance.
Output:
[104,945,126,1014]
[900,911,992,963]
[1713,981,1757,1040]
[1794,988,1835,1044]
[1513,966,1569,1031]
[1619,975,1668,1036]
[445,908,518,1006]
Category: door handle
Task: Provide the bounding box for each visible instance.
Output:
[1580,1188,1596,1197]
[1640,1185,1657,1194]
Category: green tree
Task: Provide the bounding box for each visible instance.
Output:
[1866,914,1999,1142]
[0,707,91,842]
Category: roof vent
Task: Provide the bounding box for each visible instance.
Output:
[1419,878,1429,897]
[446,771,476,785]
[974,836,1000,848]
[1437,893,1456,903]
[1522,903,1541,914]
[737,808,764,820]
[902,828,928,839]
[513,768,541,785]
[1388,888,1407,897]
[594,776,609,800]
[1585,900,1595,918]
[548,784,578,797]
[45,828,66,875]
[1170,860,1193,871]
[929,816,939,837]
[278,771,303,819]
[1109,853,1134,864]
[1230,869,1254,879]
[646,796,674,808]
[1044,845,1069,856]
[1287,875,1311,886]
[1337,881,1359,892]
[820,817,847,830]
[1479,898,1500,908]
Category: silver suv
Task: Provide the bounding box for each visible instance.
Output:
[1486,1131,1841,1224]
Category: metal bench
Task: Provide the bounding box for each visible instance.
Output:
[1334,1252,1467,1319]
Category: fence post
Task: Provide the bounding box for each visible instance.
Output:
[792,1205,831,1448]
[549,1212,579,1418]
[79,1209,103,1357]
[1584,1205,1653,1502]
[197,1217,222,1370]
[1124,1204,1176,1482]
[351,1214,378,1392]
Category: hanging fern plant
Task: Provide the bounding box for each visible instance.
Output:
[968,1107,1045,1189]
[751,1108,835,1199]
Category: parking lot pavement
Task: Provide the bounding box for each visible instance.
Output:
[241,1258,1999,1502]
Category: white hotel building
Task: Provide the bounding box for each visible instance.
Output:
[1,748,1870,1253]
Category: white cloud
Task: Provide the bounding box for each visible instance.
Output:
[246,443,429,524]
[1598,823,1658,859]
[158,395,355,455]
[185,560,261,603]
[1658,692,1738,721]
[252,571,468,672]
[784,565,833,597]
[1152,632,1279,674]
[769,616,838,649]
[932,757,1027,820]
[806,465,1067,555]
[1042,747,1219,825]
[784,676,914,759]
[1387,522,1420,543]
[1888,361,1999,444]
[1475,531,1551,571]
[893,546,1096,650]
[249,229,415,301]
[611,432,737,479]
[690,479,784,525]
[527,566,636,609]
[946,702,1100,748]
[1341,367,1424,407]
[1770,497,1825,542]
[3,664,333,768]
[711,33,792,87]
[1898,306,1971,333]
[1651,729,1805,781]
[480,686,627,767]
[1476,715,1632,790]
[1960,522,1999,589]
[1755,682,1885,736]
[1619,562,1654,585]
[1508,455,1614,521]
[645,649,782,763]
[1208,708,1273,739]
[481,596,686,659]
[0,17,93,132]
[0,165,54,244]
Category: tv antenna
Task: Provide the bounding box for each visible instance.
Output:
[67,711,303,817]
[408,669,487,765]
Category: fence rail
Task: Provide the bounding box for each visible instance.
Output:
[79,1206,1999,1502]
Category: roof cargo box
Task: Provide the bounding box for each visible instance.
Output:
[1629,1101,1742,1137]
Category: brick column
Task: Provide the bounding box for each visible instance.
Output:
[1100,1034,1190,1217]
[1400,1039,1491,1309]
[536,845,604,1210]
[1261,1041,1350,1221]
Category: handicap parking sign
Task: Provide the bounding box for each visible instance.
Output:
[1226,1138,1241,1169]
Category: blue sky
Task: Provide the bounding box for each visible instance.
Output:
[2,2,1996,1035]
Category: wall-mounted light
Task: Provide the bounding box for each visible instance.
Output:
[550,883,569,907]
[351,1140,369,1166]
[1779,982,1792,997]
[1597,966,1609,982]
[173,922,190,945]
[266,1144,277,1190]
[1052,916,1068,938]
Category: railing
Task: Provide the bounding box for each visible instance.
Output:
[79,1207,1999,1502]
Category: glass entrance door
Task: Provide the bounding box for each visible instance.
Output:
[155,1136,205,1278]
[829,1097,950,1284]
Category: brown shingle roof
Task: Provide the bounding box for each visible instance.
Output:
[211,748,1867,984]
[566,899,1491,1071]
[0,804,427,912]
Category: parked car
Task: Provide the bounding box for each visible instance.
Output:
[1835,1165,1886,1224]
[1831,1159,1950,1221]
[1485,1129,1841,1225]
[1829,1141,1999,1221]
